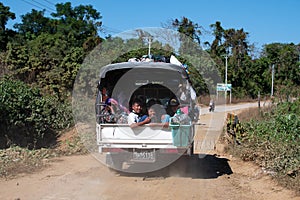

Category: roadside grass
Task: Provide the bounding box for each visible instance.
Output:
[0,146,56,178]
[0,127,88,179]
[225,100,300,194]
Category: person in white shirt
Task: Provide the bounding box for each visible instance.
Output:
[128,98,150,128]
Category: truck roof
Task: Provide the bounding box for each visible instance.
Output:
[99,62,188,79]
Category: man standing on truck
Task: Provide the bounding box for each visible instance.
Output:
[128,98,151,128]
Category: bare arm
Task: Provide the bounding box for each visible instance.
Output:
[130,117,151,128]
[148,122,169,128]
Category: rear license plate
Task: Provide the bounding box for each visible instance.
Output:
[132,149,155,162]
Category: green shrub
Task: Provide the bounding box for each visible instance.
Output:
[234,100,300,191]
[0,79,73,149]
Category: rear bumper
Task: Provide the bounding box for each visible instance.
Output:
[99,147,189,154]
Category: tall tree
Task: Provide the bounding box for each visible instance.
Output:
[210,21,225,56]
[263,43,300,86]
[51,2,102,46]
[0,2,15,31]
[209,21,226,76]
[223,28,249,66]
[0,3,16,51]
[210,27,252,97]
[14,9,52,38]
[172,17,202,45]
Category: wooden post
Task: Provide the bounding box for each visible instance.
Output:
[258,91,261,109]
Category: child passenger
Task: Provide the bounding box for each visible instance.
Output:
[147,104,170,128]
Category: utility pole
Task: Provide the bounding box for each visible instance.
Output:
[146,37,152,57]
[142,36,152,57]
[225,54,228,102]
[271,64,274,96]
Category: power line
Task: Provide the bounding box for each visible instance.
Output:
[102,25,122,34]
[31,0,56,12]
[20,0,54,14]
[42,0,56,6]
[99,25,123,37]
[21,0,46,11]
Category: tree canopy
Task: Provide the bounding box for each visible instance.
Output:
[0,2,299,99]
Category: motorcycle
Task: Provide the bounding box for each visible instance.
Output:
[209,101,215,112]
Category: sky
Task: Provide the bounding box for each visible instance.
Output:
[2,0,300,50]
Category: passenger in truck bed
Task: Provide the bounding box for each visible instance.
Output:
[128,98,151,128]
[166,98,180,117]
[147,106,170,128]
[146,98,171,128]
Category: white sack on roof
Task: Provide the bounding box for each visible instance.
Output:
[170,55,182,66]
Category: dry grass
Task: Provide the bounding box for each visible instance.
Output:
[0,127,88,179]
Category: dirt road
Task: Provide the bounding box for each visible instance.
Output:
[0,103,299,200]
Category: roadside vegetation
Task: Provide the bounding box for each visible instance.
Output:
[0,127,87,178]
[0,79,73,149]
[226,98,300,193]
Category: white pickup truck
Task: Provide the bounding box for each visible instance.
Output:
[95,61,199,173]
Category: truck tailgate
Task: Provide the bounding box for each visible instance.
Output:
[97,124,174,146]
